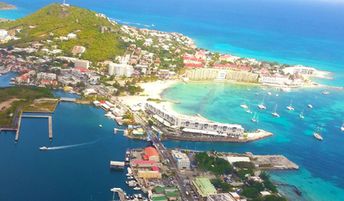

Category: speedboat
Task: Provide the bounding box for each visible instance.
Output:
[240,104,249,109]
[307,104,313,109]
[313,132,323,141]
[39,146,49,151]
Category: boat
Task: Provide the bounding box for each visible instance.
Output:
[322,90,330,95]
[271,104,280,118]
[257,96,267,110]
[313,132,323,141]
[267,92,272,96]
[240,104,249,109]
[307,104,313,109]
[299,111,305,119]
[99,124,103,128]
[133,187,141,191]
[286,100,295,111]
[39,146,49,151]
[251,112,258,123]
[246,109,253,114]
[341,123,344,132]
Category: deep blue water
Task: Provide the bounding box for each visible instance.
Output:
[0,102,147,201]
[1,0,344,86]
[0,72,16,87]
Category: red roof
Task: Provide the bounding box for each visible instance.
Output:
[151,166,160,171]
[144,146,159,157]
[74,67,90,73]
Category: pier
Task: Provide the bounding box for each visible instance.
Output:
[110,188,127,201]
[15,114,53,141]
[110,161,125,169]
[59,97,76,102]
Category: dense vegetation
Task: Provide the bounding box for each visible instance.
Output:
[0,87,53,127]
[195,152,233,175]
[0,4,125,62]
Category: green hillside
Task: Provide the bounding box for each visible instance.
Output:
[0,3,125,62]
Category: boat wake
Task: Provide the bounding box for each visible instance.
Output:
[40,138,103,151]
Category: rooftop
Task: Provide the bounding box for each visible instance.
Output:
[192,177,217,198]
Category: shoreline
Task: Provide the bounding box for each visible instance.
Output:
[0,2,16,10]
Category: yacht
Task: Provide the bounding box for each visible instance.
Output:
[341,123,344,132]
[240,104,249,109]
[313,132,323,141]
[307,104,313,109]
[39,146,49,151]
[258,104,266,110]
[271,104,280,118]
[99,124,103,128]
[286,100,295,111]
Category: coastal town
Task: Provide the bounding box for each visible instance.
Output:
[0,2,340,201]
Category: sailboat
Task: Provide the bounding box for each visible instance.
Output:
[251,112,259,123]
[271,104,280,118]
[286,100,295,111]
[257,96,267,110]
[299,110,305,119]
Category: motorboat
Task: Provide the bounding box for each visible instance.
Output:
[341,123,344,132]
[286,100,295,111]
[99,124,103,128]
[307,104,313,109]
[271,104,280,118]
[313,132,323,141]
[258,104,266,110]
[39,146,49,151]
[240,104,249,109]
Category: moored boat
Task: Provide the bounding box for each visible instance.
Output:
[271,104,280,118]
[313,132,323,141]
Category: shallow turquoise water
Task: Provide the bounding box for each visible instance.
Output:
[163,82,344,201]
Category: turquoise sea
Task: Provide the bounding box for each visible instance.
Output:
[1,0,344,200]
[163,82,344,201]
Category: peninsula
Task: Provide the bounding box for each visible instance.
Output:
[0,2,16,10]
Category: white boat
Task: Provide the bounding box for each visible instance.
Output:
[341,123,344,132]
[308,104,313,109]
[299,111,305,119]
[258,96,266,110]
[99,124,103,128]
[286,100,295,111]
[246,109,253,114]
[251,112,259,123]
[133,187,141,191]
[271,104,280,118]
[267,92,272,96]
[313,132,323,141]
[322,90,330,95]
[39,146,49,151]
[240,104,249,109]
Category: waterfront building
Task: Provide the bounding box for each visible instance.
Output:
[145,102,245,138]
[207,193,236,201]
[171,150,190,170]
[192,177,217,199]
[144,146,160,162]
[137,170,162,179]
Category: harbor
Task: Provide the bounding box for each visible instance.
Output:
[15,114,53,141]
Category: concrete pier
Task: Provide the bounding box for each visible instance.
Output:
[110,188,127,201]
[16,114,53,141]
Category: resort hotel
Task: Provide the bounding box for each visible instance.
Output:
[145,102,245,138]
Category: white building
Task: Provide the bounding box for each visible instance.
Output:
[207,193,236,201]
[145,102,245,138]
[74,59,90,69]
[108,63,134,77]
[37,72,57,80]
[171,150,190,170]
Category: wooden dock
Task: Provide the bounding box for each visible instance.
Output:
[16,114,53,141]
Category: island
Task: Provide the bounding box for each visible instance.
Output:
[0,2,16,10]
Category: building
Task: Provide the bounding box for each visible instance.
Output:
[36,72,57,80]
[225,156,250,164]
[145,102,245,138]
[144,146,160,162]
[74,59,90,69]
[108,62,134,77]
[192,177,217,199]
[207,193,236,201]
[171,150,190,170]
[282,65,315,76]
[137,170,162,179]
